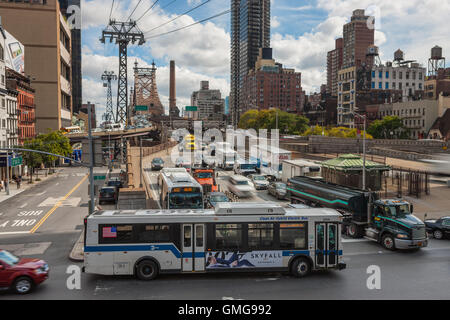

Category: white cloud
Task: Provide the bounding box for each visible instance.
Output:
[271,16,348,92]
[271,16,280,29]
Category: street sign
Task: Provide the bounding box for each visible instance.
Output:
[135,105,148,111]
[0,155,22,167]
[185,106,197,112]
[10,156,23,167]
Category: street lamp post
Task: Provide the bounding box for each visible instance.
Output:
[353,113,367,191]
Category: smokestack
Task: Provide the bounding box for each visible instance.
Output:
[169,60,176,110]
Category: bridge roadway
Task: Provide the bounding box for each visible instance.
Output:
[66,126,160,142]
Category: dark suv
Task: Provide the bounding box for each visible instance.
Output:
[99,187,118,204]
[107,177,123,190]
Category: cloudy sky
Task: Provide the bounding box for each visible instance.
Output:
[80,0,450,121]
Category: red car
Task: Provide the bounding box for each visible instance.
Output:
[0,249,49,294]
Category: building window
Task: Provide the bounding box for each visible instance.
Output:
[386,71,389,79]
[385,82,389,89]
[372,82,375,89]
[379,82,382,89]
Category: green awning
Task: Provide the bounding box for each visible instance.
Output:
[321,154,390,172]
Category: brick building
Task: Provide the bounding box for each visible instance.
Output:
[241,48,303,114]
[327,38,343,96]
[6,68,35,145]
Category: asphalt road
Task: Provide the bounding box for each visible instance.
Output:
[0,167,90,235]
[1,163,449,300]
[0,231,449,300]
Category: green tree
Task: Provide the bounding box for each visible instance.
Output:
[367,116,409,139]
[23,137,44,183]
[238,108,309,135]
[38,130,73,168]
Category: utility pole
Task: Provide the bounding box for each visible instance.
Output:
[139,137,143,188]
[100,20,145,125]
[5,152,9,195]
[102,71,117,122]
[88,105,95,214]
[354,113,367,191]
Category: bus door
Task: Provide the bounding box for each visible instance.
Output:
[315,222,339,268]
[182,224,205,272]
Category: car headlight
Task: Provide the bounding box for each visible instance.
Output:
[396,234,409,239]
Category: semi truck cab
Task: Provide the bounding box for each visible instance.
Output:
[365,199,428,250]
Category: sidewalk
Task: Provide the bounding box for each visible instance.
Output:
[69,230,84,262]
[0,169,61,204]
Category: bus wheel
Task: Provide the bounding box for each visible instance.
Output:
[136,260,159,281]
[291,257,311,278]
[381,234,396,251]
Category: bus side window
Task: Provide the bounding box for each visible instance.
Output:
[184,226,191,247]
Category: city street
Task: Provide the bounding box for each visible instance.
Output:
[1,158,449,300]
[0,230,449,300]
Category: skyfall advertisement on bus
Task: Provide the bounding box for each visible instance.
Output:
[205,251,284,269]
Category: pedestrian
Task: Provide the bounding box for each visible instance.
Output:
[16,177,21,189]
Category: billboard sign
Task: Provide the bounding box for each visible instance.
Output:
[4,30,25,74]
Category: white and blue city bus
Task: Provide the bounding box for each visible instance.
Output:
[159,169,204,209]
[83,203,346,280]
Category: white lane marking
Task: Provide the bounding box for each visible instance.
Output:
[0,231,30,236]
[145,169,161,209]
[342,238,371,243]
[38,197,81,207]
[19,203,28,209]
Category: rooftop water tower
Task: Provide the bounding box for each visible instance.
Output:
[428,46,445,77]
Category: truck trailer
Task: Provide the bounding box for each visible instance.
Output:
[287,176,428,250]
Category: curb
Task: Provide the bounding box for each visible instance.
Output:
[69,230,84,262]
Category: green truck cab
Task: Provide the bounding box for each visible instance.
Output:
[366,199,428,250]
[287,176,428,250]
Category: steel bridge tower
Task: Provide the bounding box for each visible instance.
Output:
[100,20,145,125]
[101,71,117,122]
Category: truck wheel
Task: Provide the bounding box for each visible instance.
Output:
[348,223,362,238]
[13,276,34,294]
[291,257,311,278]
[381,234,396,251]
[433,230,444,240]
[136,260,159,281]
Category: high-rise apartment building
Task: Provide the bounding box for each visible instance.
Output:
[59,0,82,115]
[191,81,225,121]
[0,0,73,133]
[327,38,343,96]
[241,48,303,115]
[230,0,270,127]
[343,9,375,69]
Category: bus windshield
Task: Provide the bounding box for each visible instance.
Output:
[169,192,203,209]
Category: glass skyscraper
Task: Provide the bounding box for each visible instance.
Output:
[230,0,270,126]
